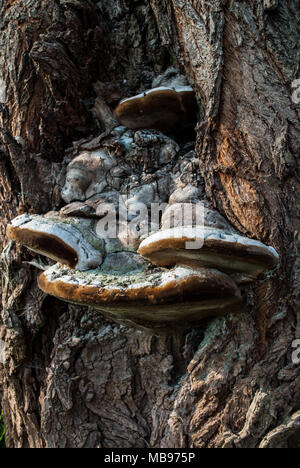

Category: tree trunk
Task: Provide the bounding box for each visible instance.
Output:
[0,0,300,448]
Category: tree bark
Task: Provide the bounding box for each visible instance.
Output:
[0,0,300,448]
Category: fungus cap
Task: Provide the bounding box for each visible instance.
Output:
[7,214,104,271]
[138,226,279,279]
[114,86,197,133]
[38,263,242,332]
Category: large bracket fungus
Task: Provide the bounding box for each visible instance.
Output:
[7,71,279,332]
[37,263,242,332]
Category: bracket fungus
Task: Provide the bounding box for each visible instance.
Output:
[138,226,279,282]
[37,262,242,332]
[114,86,197,133]
[7,214,104,271]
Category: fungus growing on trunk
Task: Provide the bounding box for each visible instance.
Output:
[6,121,280,332]
[7,214,104,271]
[138,226,279,281]
[37,262,242,332]
[114,86,197,133]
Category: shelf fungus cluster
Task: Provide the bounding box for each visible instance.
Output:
[7,72,279,332]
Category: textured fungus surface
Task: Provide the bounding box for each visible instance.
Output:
[114,86,197,133]
[138,226,279,279]
[7,214,104,271]
[38,263,242,332]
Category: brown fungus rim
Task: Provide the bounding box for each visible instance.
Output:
[7,225,78,268]
[37,266,242,324]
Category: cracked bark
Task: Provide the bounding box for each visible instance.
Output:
[0,0,299,448]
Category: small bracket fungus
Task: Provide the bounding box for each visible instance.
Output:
[138,226,279,281]
[7,214,104,271]
[37,262,242,332]
[114,86,197,133]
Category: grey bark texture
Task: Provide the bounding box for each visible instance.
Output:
[0,0,300,448]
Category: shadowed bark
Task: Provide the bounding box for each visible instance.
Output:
[0,0,299,448]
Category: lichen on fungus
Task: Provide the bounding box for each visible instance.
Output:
[38,263,242,332]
